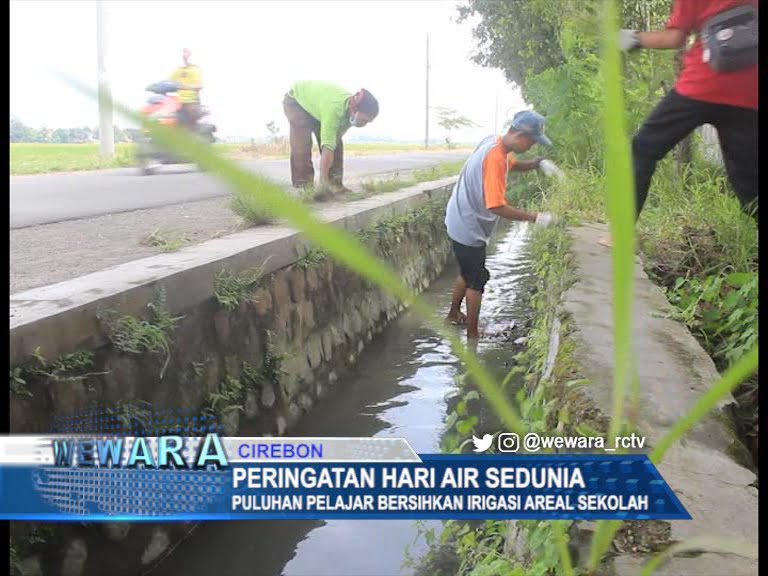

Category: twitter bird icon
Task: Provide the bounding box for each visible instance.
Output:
[472,434,493,452]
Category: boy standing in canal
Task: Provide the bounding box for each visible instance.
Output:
[445,110,555,339]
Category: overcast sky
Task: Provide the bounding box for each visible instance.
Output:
[10,0,527,142]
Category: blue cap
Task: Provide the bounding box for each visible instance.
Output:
[510,110,552,146]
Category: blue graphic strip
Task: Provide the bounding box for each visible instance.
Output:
[50,404,222,437]
[0,454,690,521]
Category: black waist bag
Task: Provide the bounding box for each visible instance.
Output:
[701,4,759,72]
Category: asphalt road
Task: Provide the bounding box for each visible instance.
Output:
[9,151,466,229]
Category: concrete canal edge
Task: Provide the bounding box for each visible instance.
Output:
[504,222,758,575]
[9,177,457,575]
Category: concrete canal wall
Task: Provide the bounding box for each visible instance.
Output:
[9,178,457,576]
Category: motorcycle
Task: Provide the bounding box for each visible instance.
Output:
[135,80,217,175]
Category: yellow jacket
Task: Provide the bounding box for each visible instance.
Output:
[170,65,202,104]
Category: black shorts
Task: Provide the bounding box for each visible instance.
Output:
[452,240,490,292]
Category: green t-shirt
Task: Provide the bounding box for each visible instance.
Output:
[290,80,351,151]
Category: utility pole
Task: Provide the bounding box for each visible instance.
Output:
[425,34,429,150]
[96,0,114,158]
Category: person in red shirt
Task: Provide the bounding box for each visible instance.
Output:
[600,0,758,247]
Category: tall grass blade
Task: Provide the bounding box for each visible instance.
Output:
[587,519,622,572]
[553,520,574,576]
[61,75,527,436]
[589,0,638,569]
[649,345,758,464]
[601,0,636,444]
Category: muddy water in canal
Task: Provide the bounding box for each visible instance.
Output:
[153,222,535,576]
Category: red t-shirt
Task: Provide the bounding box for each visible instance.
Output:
[668,0,758,110]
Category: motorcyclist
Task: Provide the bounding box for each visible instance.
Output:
[170,48,203,130]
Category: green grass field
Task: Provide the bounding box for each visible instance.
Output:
[359,160,465,194]
[10,143,137,174]
[10,142,473,175]
[214,141,471,161]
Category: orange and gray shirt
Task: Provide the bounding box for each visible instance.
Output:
[445,135,517,247]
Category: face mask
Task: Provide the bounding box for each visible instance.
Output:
[349,114,365,127]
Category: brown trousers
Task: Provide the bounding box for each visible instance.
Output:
[283,93,343,187]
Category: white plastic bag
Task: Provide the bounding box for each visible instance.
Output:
[534,212,555,228]
[539,159,565,183]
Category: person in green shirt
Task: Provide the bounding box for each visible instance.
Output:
[283,80,379,197]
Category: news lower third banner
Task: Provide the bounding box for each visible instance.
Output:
[0,435,690,521]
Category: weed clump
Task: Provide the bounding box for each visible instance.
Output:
[105,401,154,435]
[214,259,270,311]
[296,246,328,270]
[141,228,185,252]
[207,333,285,417]
[231,194,274,225]
[208,376,244,414]
[99,288,183,378]
[10,348,107,398]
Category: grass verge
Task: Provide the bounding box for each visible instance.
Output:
[10,142,472,175]
[233,160,464,225]
[358,160,465,196]
[221,140,473,160]
[10,143,137,174]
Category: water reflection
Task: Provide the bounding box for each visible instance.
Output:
[155,222,535,576]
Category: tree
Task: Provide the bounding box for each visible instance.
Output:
[9,117,136,144]
[51,128,68,143]
[456,0,676,166]
[75,127,87,142]
[265,121,280,142]
[124,128,142,143]
[435,107,475,149]
[113,125,127,143]
[457,0,566,97]
[457,0,671,99]
[38,126,52,143]
[9,117,34,143]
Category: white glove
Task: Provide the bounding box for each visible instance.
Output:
[534,212,555,228]
[618,29,641,51]
[539,159,565,182]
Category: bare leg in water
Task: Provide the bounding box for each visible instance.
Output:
[465,288,483,339]
[447,275,468,325]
